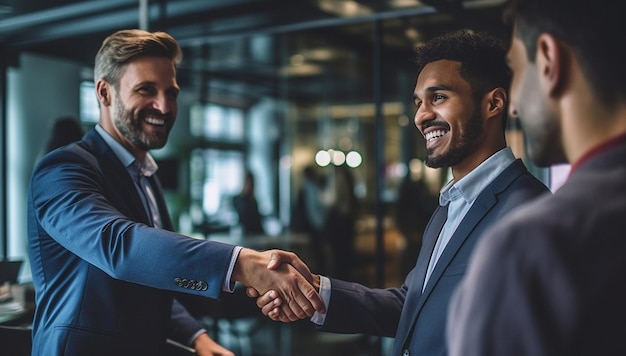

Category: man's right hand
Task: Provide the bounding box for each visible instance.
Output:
[245,253,322,322]
[232,248,325,321]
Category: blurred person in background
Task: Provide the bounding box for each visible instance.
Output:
[232,170,265,236]
[323,164,358,280]
[394,167,438,275]
[292,165,330,274]
[44,116,86,154]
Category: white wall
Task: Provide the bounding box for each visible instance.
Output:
[7,53,84,282]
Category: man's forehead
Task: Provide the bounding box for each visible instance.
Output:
[419,60,461,79]
[415,61,463,91]
[119,57,178,85]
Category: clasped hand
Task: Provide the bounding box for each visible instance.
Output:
[233,248,324,321]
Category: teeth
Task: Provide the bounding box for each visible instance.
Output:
[145,117,165,125]
[425,130,446,141]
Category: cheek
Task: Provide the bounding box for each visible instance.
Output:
[510,72,531,115]
[444,100,472,129]
[125,98,147,113]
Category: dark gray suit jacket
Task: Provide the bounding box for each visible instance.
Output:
[27,129,235,356]
[319,159,549,355]
[448,138,626,356]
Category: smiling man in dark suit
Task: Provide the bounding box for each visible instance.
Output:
[27,29,324,356]
[249,30,549,356]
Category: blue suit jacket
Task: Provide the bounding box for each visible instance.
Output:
[27,129,235,356]
[318,159,549,355]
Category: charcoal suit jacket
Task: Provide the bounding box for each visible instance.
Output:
[318,159,549,356]
[27,128,235,356]
[447,138,626,356]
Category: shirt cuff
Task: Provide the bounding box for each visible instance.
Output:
[223,246,243,292]
[310,275,330,325]
[188,329,207,346]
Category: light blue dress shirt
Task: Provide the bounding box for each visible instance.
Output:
[312,147,516,324]
[423,147,515,290]
[94,125,241,293]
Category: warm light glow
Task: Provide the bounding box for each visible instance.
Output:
[331,150,346,166]
[409,158,424,179]
[318,0,372,16]
[315,150,331,166]
[346,151,362,168]
[338,136,353,150]
[290,53,305,66]
[398,114,410,127]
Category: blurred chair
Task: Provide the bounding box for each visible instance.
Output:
[0,325,32,356]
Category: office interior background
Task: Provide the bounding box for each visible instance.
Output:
[0,0,564,354]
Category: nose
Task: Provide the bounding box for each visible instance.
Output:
[413,103,436,130]
[508,103,518,120]
[152,92,175,114]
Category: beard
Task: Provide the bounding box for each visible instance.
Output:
[425,106,483,168]
[113,94,171,150]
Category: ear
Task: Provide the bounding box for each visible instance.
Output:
[483,86,507,120]
[95,79,112,107]
[536,33,566,98]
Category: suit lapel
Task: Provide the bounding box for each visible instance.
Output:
[419,194,496,298]
[413,205,448,293]
[393,204,448,353]
[80,129,152,224]
[393,159,528,353]
[418,161,526,302]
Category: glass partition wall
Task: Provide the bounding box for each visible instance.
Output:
[161,19,445,291]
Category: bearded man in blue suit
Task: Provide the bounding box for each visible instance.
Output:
[250,30,550,356]
[27,29,324,356]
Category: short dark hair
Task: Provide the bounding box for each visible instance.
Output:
[414,30,511,114]
[504,0,626,107]
[94,29,182,88]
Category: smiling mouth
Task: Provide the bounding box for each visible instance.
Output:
[425,129,447,141]
[144,117,166,126]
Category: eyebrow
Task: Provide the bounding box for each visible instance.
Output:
[134,81,180,92]
[413,84,452,99]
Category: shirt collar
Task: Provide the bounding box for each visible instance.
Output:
[94,124,158,177]
[569,131,626,175]
[439,147,516,206]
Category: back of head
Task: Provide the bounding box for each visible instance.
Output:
[302,165,316,180]
[414,30,511,107]
[504,0,626,107]
[242,170,255,194]
[46,116,84,153]
[94,29,182,88]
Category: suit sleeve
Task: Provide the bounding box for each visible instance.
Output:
[318,278,406,337]
[30,146,235,299]
[169,299,205,346]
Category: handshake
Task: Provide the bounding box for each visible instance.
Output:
[233,248,323,322]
